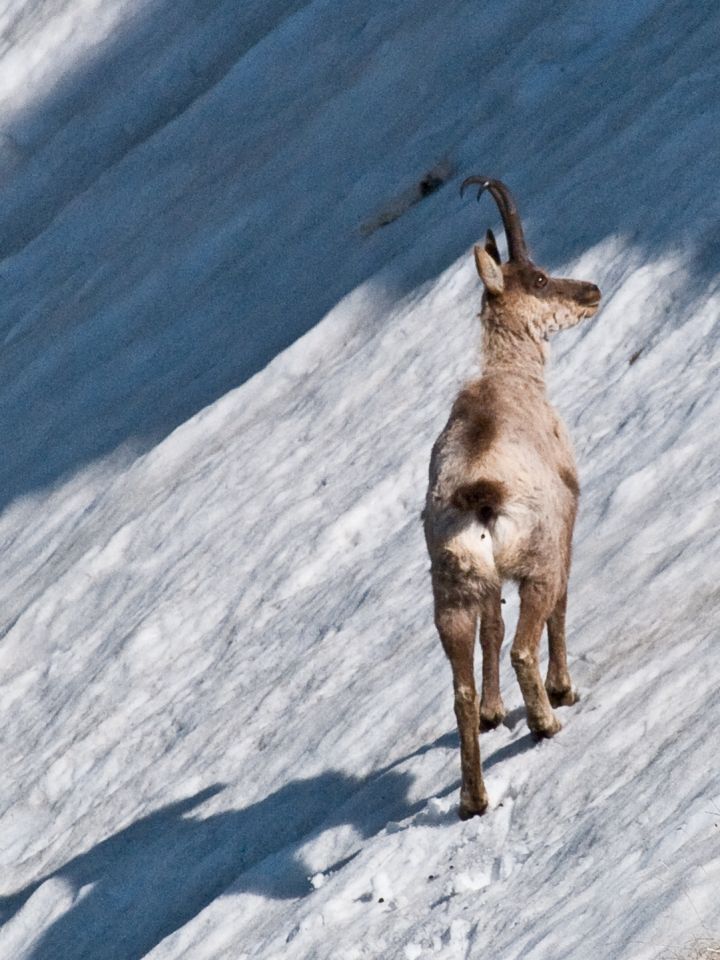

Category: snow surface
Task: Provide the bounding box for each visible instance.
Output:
[1,0,719,958]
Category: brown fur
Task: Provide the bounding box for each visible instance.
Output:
[451,478,506,524]
[559,466,580,498]
[451,382,498,452]
[423,191,601,819]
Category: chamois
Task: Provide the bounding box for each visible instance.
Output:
[423,176,601,819]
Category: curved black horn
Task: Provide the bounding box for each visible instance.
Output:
[460,175,529,262]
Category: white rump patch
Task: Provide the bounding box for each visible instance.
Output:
[447,521,496,571]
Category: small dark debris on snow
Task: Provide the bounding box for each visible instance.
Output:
[360,161,452,236]
[629,348,643,365]
[419,173,443,197]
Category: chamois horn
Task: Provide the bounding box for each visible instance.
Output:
[460,175,529,263]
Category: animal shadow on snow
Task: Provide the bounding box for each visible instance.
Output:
[0,730,536,959]
[0,768,423,960]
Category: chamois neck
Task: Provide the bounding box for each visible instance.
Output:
[481,311,548,385]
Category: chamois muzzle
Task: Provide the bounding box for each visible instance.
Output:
[460,175,529,263]
[577,282,602,308]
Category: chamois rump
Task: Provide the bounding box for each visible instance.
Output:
[423,176,601,819]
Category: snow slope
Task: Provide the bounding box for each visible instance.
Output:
[1,1,719,958]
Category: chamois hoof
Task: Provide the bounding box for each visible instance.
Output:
[546,686,579,708]
[528,714,562,739]
[458,795,489,820]
[479,706,506,731]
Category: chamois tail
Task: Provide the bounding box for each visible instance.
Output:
[451,479,506,525]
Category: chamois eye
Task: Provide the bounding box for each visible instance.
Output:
[535,274,547,288]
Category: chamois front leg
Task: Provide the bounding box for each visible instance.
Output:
[511,580,561,738]
[435,601,488,819]
[545,588,578,707]
[479,586,506,730]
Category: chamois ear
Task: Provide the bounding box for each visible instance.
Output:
[474,244,504,295]
[484,229,501,265]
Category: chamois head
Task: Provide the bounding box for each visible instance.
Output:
[461,176,601,340]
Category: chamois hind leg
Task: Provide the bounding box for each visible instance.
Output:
[435,600,488,819]
[545,588,578,707]
[511,580,561,738]
[479,586,506,730]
